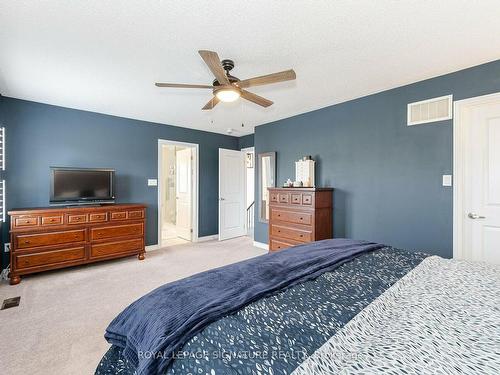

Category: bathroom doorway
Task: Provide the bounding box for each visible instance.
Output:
[158,140,198,247]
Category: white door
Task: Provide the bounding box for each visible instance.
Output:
[461,97,500,264]
[176,148,192,241]
[219,148,246,240]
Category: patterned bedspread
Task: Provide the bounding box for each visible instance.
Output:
[96,247,427,374]
[292,256,500,375]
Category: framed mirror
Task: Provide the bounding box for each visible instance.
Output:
[258,152,276,223]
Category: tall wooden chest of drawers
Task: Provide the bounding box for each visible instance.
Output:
[8,204,146,285]
[268,188,333,252]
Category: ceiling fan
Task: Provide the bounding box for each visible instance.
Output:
[155,50,296,110]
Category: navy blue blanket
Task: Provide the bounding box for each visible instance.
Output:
[105,239,383,374]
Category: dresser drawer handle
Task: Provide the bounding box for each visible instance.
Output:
[299,234,303,238]
[23,240,31,244]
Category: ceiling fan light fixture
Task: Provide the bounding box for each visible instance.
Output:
[215,88,241,102]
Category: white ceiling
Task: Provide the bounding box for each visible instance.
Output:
[1,1,500,136]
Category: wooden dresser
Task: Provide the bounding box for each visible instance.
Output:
[8,204,146,285]
[268,187,333,252]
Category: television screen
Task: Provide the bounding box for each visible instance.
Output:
[50,168,115,203]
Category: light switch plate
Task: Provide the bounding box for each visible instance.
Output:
[442,175,452,187]
[148,179,158,187]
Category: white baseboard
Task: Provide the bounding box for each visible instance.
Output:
[147,234,218,250]
[145,244,160,252]
[196,234,219,242]
[253,241,269,250]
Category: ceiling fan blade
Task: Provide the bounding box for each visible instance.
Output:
[240,89,273,107]
[198,50,229,85]
[155,83,213,89]
[236,69,296,88]
[202,96,220,110]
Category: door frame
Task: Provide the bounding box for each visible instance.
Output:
[241,146,255,233]
[453,91,500,259]
[158,139,199,245]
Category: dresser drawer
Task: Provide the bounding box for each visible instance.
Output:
[270,191,279,203]
[110,211,128,221]
[41,215,64,226]
[302,193,313,205]
[16,229,86,249]
[91,223,143,241]
[128,210,144,220]
[13,216,39,228]
[290,193,302,205]
[269,237,301,252]
[270,224,312,242]
[67,214,88,224]
[89,212,107,223]
[15,246,85,270]
[271,209,312,225]
[90,238,143,258]
[278,193,290,204]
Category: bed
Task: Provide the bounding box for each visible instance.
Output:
[95,239,500,375]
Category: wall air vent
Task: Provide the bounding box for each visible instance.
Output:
[407,95,453,126]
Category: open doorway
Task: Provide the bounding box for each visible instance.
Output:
[242,147,255,239]
[158,140,199,247]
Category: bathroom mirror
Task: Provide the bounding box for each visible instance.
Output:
[258,152,276,223]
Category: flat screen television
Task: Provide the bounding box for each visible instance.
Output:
[50,167,115,205]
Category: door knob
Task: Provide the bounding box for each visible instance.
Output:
[468,213,486,219]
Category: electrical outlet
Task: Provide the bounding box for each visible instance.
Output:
[4,243,10,253]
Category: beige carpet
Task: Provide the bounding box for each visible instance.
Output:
[0,237,266,375]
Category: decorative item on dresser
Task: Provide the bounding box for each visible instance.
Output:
[268,187,333,252]
[8,204,146,285]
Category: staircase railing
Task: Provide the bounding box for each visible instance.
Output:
[246,201,255,232]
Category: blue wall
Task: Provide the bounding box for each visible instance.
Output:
[0,97,239,267]
[238,134,254,150]
[255,59,500,258]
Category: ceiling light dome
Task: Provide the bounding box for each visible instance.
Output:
[215,88,241,102]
